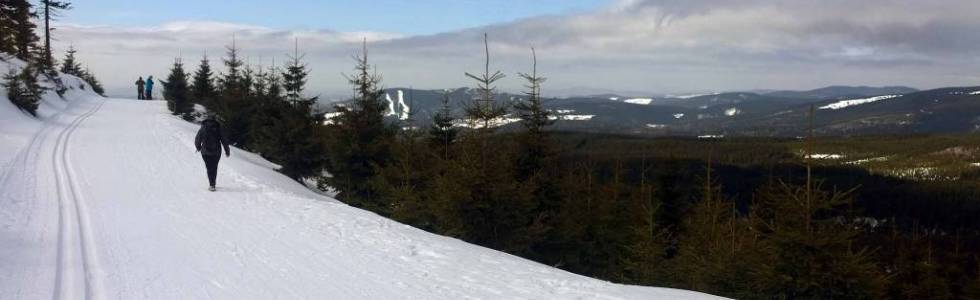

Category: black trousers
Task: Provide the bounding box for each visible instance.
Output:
[145,89,153,100]
[202,154,220,187]
[137,88,144,100]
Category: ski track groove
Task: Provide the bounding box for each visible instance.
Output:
[0,98,79,228]
[0,109,62,300]
[51,98,106,300]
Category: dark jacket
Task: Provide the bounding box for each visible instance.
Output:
[136,78,145,89]
[195,119,231,156]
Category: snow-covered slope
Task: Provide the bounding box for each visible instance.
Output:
[819,95,902,110]
[623,98,653,105]
[0,57,101,179]
[0,86,721,298]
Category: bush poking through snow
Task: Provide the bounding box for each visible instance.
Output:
[2,65,43,116]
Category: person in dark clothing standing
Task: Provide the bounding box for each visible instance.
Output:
[136,77,145,100]
[145,76,155,100]
[195,115,231,191]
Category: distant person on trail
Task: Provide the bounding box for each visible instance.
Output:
[195,114,231,191]
[136,77,145,100]
[145,76,155,100]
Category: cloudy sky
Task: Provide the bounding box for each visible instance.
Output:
[53,0,980,98]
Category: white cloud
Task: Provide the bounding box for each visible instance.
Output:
[52,0,980,98]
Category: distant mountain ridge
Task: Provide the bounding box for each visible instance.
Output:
[322,85,980,137]
[762,86,919,100]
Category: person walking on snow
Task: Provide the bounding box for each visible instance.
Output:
[145,76,155,100]
[195,114,231,191]
[136,77,145,100]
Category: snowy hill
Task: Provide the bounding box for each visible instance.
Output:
[0,57,103,172]
[0,61,721,298]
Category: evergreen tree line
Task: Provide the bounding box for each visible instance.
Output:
[161,39,325,180]
[315,36,980,299]
[1,0,103,116]
[160,35,979,298]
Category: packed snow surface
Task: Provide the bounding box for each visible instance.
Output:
[970,91,980,95]
[0,91,721,298]
[819,95,901,110]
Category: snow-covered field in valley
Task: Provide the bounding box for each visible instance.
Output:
[819,95,902,110]
[0,63,722,299]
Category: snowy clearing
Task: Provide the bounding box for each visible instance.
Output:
[322,111,344,125]
[556,114,595,121]
[806,153,845,159]
[847,156,889,165]
[819,95,901,110]
[624,98,653,105]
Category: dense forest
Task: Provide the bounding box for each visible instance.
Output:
[158,33,980,299]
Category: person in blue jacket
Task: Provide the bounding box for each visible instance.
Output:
[145,76,155,100]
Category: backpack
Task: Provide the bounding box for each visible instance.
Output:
[202,120,222,153]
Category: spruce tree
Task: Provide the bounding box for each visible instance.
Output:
[8,0,38,61]
[59,45,81,76]
[40,0,71,69]
[283,39,315,109]
[666,156,766,298]
[514,49,552,139]
[379,117,433,228]
[620,156,669,285]
[215,37,254,147]
[321,40,395,211]
[428,91,457,160]
[79,67,104,96]
[162,58,192,119]
[250,44,325,181]
[513,48,563,260]
[218,39,244,93]
[0,1,18,55]
[250,61,268,98]
[751,180,885,298]
[252,99,327,181]
[3,66,43,116]
[463,33,507,131]
[451,34,531,252]
[191,53,216,107]
[265,60,283,99]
